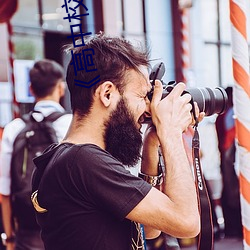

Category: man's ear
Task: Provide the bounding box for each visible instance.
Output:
[97,81,117,107]
[58,81,66,98]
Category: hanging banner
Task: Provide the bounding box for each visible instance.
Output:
[0,0,18,23]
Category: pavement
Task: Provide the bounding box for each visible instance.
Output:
[181,237,243,250]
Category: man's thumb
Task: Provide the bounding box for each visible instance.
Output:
[151,80,163,106]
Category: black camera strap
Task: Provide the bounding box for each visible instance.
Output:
[192,120,214,250]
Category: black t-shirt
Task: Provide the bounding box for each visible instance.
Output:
[33,143,152,250]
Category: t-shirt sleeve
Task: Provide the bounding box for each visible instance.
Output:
[0,119,25,195]
[73,145,152,220]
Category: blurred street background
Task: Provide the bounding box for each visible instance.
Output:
[1,0,250,249]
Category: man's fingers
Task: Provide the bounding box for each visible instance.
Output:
[167,82,186,99]
[192,102,205,124]
[193,102,206,122]
[193,102,199,119]
[180,92,192,104]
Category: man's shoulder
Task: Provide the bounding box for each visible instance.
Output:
[4,117,25,129]
[73,144,127,174]
[43,143,105,161]
[74,144,108,158]
[70,144,119,167]
[34,144,106,179]
[2,118,26,141]
[42,143,123,175]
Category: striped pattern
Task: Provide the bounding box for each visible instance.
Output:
[230,0,250,248]
[180,9,190,83]
[7,20,19,118]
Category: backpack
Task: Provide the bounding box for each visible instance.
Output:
[10,110,64,230]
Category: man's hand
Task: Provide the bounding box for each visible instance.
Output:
[192,102,205,126]
[150,80,193,139]
[1,195,15,250]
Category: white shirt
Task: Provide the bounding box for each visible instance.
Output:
[0,100,72,196]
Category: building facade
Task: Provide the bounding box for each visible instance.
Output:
[0,0,250,124]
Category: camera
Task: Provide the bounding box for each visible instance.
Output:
[148,62,228,116]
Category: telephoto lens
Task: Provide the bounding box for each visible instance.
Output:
[187,87,228,116]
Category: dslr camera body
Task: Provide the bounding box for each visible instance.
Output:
[147,62,228,117]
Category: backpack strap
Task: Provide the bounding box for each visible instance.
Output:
[40,111,66,144]
[44,111,67,123]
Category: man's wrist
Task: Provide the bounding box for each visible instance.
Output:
[139,172,163,186]
[159,132,184,153]
[157,128,182,141]
[1,233,15,246]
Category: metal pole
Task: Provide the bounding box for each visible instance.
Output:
[216,0,222,87]
[37,0,43,27]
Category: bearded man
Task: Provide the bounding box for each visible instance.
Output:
[31,34,201,250]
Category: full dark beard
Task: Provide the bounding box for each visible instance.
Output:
[104,98,143,167]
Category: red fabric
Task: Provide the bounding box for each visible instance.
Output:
[0,127,3,140]
[0,0,18,23]
[224,127,235,150]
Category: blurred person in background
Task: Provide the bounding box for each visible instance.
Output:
[215,86,242,238]
[0,59,72,250]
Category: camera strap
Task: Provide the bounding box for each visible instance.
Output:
[192,122,214,250]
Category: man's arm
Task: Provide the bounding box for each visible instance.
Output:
[140,126,161,239]
[126,81,200,238]
[0,120,23,250]
[1,195,15,250]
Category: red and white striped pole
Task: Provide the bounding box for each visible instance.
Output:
[179,3,194,162]
[229,0,250,248]
[7,20,19,118]
[180,8,190,83]
[179,5,194,164]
